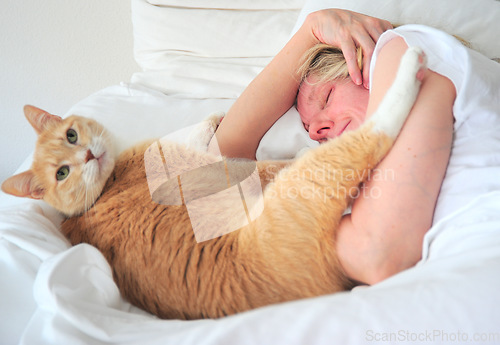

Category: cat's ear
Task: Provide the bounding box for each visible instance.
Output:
[24,105,62,135]
[1,170,45,200]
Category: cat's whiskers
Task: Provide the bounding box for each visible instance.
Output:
[74,180,87,215]
[83,181,97,228]
[83,126,112,229]
[97,127,106,142]
[95,127,108,157]
[82,128,105,227]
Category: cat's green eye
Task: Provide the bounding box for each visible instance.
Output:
[66,129,78,144]
[56,165,70,181]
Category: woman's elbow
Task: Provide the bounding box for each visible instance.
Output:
[339,218,426,285]
[363,234,425,285]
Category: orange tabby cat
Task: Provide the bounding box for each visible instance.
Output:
[2,47,426,319]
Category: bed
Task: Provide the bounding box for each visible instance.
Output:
[1,0,500,344]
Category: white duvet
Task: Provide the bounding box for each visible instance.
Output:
[1,0,500,344]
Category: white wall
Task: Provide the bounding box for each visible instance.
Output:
[0,0,139,183]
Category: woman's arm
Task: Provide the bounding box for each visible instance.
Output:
[210,10,392,159]
[336,37,455,284]
[209,19,317,159]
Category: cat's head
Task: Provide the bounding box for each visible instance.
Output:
[1,105,115,216]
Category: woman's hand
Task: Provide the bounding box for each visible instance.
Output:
[306,9,392,88]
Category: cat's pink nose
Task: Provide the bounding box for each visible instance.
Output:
[85,150,96,163]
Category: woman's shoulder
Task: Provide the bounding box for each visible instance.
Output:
[366,35,456,120]
[369,25,469,102]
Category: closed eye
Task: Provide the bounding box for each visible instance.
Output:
[303,123,310,132]
[325,89,332,107]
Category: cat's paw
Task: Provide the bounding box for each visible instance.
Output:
[186,112,225,153]
[205,111,225,132]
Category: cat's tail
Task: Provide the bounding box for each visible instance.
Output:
[367,46,427,138]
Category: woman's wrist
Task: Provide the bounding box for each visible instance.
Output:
[302,11,322,44]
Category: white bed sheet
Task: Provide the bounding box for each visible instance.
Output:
[1,0,500,344]
[2,186,500,345]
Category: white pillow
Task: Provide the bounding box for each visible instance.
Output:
[130,0,319,160]
[292,0,500,59]
[131,0,306,98]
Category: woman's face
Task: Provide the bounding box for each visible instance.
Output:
[296,75,370,143]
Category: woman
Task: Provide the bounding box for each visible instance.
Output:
[209,9,459,285]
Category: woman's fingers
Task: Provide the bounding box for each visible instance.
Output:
[308,9,393,88]
[351,17,393,88]
[356,34,377,88]
[340,39,363,86]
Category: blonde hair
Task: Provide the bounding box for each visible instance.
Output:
[297,44,362,84]
[297,26,471,85]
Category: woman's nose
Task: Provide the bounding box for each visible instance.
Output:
[308,120,335,142]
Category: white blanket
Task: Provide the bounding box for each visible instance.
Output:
[1,0,500,344]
